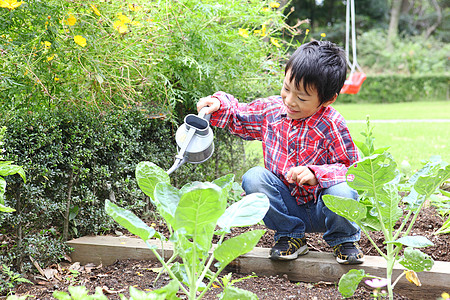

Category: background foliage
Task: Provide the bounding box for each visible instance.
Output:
[0,0,448,295]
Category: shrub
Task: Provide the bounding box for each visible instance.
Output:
[0,0,297,119]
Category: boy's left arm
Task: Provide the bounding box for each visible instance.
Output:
[307,126,359,189]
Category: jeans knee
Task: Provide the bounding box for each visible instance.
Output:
[321,182,358,200]
[242,166,269,193]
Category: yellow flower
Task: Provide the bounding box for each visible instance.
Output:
[270,37,281,48]
[320,32,326,37]
[41,41,51,49]
[54,76,60,82]
[261,24,267,36]
[67,13,77,26]
[404,270,421,287]
[305,29,310,35]
[441,292,450,299]
[261,7,269,12]
[238,28,249,38]
[131,20,141,26]
[74,35,87,47]
[47,54,55,61]
[117,12,131,23]
[128,3,142,11]
[113,20,128,33]
[269,2,280,8]
[0,0,23,10]
[90,4,101,16]
[254,30,261,35]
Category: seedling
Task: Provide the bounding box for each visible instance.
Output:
[105,161,270,299]
[323,118,450,300]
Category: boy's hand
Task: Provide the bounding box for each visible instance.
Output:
[197,96,220,115]
[286,166,318,186]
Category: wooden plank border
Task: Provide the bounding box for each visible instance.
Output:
[68,236,450,300]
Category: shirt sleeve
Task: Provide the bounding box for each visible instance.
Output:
[208,91,270,141]
[308,124,360,189]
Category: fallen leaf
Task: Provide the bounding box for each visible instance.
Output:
[43,268,58,280]
[69,262,81,271]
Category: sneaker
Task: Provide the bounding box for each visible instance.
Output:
[333,242,364,264]
[269,236,308,260]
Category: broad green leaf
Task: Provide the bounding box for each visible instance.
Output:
[386,236,434,248]
[406,157,445,187]
[399,247,434,272]
[136,161,170,201]
[347,153,397,196]
[435,216,450,235]
[0,203,16,213]
[214,229,265,267]
[360,214,382,231]
[220,285,258,300]
[414,163,450,197]
[154,182,180,226]
[217,193,269,233]
[403,189,426,210]
[0,163,26,183]
[173,183,223,251]
[338,269,365,298]
[322,195,367,223]
[67,286,89,298]
[213,173,235,204]
[0,177,6,204]
[354,140,370,157]
[212,173,235,190]
[52,291,72,300]
[378,184,403,229]
[130,281,179,300]
[105,200,160,241]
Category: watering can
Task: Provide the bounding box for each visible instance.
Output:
[166,107,214,175]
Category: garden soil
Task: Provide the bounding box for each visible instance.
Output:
[10,205,449,300]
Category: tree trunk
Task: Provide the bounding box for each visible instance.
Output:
[387,0,404,49]
[15,189,23,272]
[425,0,442,39]
[63,169,74,242]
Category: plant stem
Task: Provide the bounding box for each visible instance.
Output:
[360,226,388,259]
[146,241,189,296]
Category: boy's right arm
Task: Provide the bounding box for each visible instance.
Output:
[197,96,221,115]
[196,92,268,141]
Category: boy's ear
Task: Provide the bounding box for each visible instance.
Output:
[322,93,338,107]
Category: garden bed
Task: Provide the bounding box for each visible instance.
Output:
[11,205,449,299]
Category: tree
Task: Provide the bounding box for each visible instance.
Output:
[387,0,403,48]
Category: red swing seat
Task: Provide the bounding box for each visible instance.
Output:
[340,72,366,94]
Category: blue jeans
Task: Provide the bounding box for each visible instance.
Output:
[242,166,361,247]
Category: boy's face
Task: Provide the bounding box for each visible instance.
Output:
[280,70,336,120]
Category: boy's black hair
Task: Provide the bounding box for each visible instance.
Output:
[285,40,347,105]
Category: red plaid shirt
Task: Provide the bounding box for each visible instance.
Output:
[209,91,360,205]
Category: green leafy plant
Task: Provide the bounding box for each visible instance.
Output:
[432,188,450,235]
[1,264,32,296]
[0,126,25,213]
[323,119,450,300]
[105,161,270,299]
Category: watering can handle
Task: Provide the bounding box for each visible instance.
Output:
[198,106,211,122]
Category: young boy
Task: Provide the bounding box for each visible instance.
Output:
[196,40,363,265]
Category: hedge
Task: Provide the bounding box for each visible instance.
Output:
[0,106,254,283]
[338,74,449,103]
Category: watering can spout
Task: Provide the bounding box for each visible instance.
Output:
[166,107,214,175]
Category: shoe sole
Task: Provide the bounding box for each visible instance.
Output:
[335,255,365,265]
[269,246,309,260]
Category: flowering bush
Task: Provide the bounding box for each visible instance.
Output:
[0,0,304,120]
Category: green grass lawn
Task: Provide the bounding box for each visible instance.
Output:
[245,101,450,172]
[332,100,450,120]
